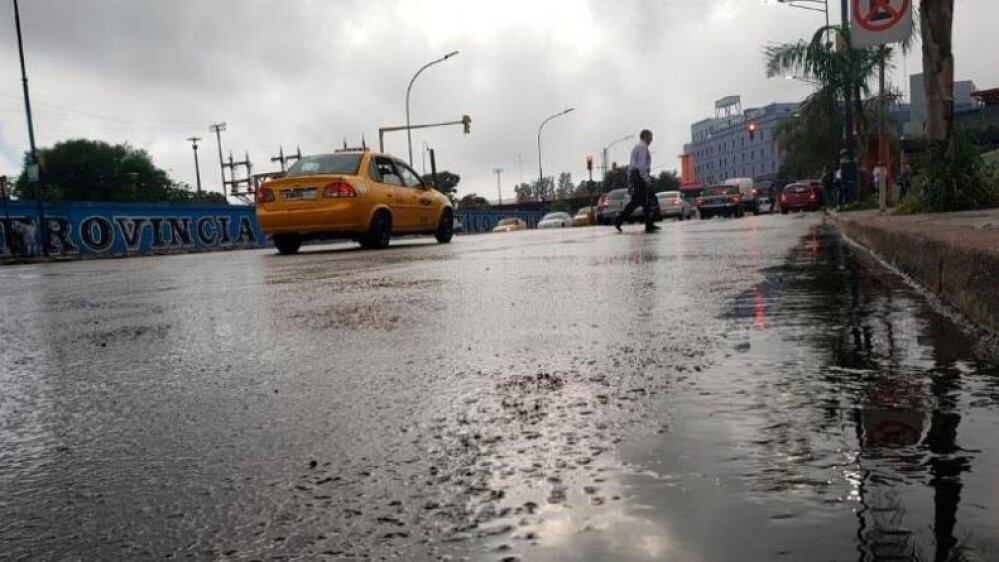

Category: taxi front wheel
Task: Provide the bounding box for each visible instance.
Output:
[273,234,301,255]
[435,210,454,244]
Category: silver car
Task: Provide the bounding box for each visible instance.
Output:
[537,212,573,229]
[656,191,694,220]
[596,189,643,225]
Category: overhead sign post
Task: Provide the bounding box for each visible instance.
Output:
[851,0,913,48]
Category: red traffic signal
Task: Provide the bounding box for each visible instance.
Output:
[586,155,593,171]
[462,115,472,134]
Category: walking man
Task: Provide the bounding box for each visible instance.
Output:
[614,129,659,233]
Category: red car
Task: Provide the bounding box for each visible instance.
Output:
[780,182,823,214]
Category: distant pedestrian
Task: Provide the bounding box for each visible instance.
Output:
[614,129,660,233]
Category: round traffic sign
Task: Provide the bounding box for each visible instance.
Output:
[853,0,911,33]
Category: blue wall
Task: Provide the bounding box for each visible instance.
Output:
[0,200,267,260]
[455,210,544,233]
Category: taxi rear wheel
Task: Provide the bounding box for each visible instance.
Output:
[273,234,301,255]
[361,211,392,249]
[435,209,454,244]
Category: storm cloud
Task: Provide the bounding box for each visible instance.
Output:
[2,0,997,200]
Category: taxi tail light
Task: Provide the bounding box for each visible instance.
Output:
[256,187,275,203]
[809,191,818,200]
[323,181,357,198]
[729,196,742,205]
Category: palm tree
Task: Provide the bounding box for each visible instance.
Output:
[919,0,955,149]
[765,27,898,193]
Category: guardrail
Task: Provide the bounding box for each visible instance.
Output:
[1,200,267,261]
[454,209,544,233]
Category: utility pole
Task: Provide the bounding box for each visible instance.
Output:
[13,0,47,256]
[209,123,227,199]
[270,145,302,173]
[493,168,504,205]
[187,137,203,200]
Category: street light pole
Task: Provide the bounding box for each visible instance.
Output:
[537,108,575,207]
[601,134,634,182]
[406,50,459,166]
[188,137,203,201]
[493,168,504,205]
[13,0,47,256]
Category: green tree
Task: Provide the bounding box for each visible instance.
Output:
[15,139,195,203]
[556,172,574,200]
[422,170,460,202]
[650,170,680,193]
[532,176,555,201]
[765,28,895,193]
[603,167,628,192]
[458,193,489,209]
[514,182,534,203]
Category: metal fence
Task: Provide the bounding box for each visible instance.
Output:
[1,200,267,261]
[454,209,545,234]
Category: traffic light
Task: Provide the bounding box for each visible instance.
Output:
[462,115,471,134]
[747,122,758,140]
[586,155,593,172]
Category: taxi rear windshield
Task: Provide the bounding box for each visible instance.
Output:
[286,154,362,178]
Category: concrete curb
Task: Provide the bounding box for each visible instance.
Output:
[828,209,999,336]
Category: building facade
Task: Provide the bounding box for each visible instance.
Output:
[683,96,800,186]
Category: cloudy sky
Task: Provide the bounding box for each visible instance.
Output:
[1,0,997,201]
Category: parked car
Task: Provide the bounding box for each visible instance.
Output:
[256,151,454,254]
[573,206,597,226]
[696,185,744,219]
[656,190,694,220]
[538,212,573,229]
[597,189,642,225]
[780,182,823,213]
[493,217,527,232]
[723,177,770,215]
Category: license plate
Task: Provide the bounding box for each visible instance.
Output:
[283,188,317,201]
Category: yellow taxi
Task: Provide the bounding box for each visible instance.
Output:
[255,150,454,254]
[573,206,596,226]
[492,218,527,233]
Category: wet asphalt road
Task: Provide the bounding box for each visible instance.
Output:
[2,213,999,562]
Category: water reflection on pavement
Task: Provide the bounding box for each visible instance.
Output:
[516,222,999,562]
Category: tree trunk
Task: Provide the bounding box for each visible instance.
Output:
[920,0,955,147]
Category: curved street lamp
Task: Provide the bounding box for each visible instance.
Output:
[602,134,634,181]
[406,50,459,166]
[537,108,575,204]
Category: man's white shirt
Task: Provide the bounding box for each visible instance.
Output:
[629,142,652,183]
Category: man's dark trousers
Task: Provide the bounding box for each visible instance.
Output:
[615,169,655,230]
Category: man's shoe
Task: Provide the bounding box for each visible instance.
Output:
[644,224,661,233]
[614,222,623,233]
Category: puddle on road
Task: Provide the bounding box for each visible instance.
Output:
[474,224,999,562]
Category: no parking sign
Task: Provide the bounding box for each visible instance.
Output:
[851,0,913,48]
